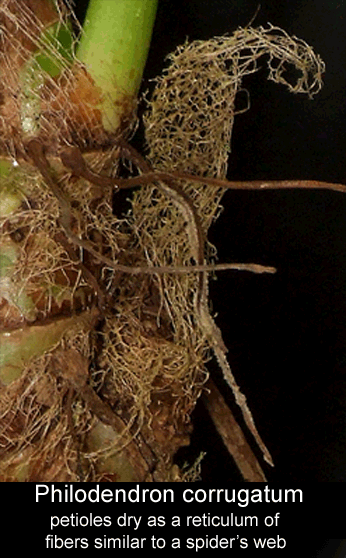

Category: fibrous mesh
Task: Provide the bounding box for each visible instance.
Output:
[0,0,133,158]
[133,24,324,390]
[127,25,324,466]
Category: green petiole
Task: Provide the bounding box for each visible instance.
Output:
[76,0,158,132]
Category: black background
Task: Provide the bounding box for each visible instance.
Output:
[74,0,346,482]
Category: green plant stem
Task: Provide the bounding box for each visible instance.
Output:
[76,0,158,132]
[19,0,75,136]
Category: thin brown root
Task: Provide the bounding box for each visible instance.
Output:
[115,172,346,196]
[26,139,276,277]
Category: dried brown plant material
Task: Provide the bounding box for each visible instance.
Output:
[203,379,267,482]
[0,0,132,158]
[139,25,325,467]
